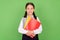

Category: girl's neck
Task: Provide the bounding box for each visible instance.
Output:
[27,14,33,18]
[27,14,32,16]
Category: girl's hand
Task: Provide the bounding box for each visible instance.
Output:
[26,30,33,36]
[30,32,36,38]
[26,31,36,38]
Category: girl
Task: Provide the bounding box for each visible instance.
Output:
[18,2,42,40]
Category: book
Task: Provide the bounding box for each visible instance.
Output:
[24,16,41,31]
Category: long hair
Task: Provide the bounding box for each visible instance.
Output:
[24,2,37,19]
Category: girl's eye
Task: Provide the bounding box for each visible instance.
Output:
[26,8,29,10]
[27,8,33,10]
[31,8,33,9]
[27,8,29,10]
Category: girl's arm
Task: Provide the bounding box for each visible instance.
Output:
[33,17,43,34]
[18,17,28,34]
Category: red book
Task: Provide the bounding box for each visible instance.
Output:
[24,18,41,31]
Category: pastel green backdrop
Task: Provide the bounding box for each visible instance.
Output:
[0,0,60,40]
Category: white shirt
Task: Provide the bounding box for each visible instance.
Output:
[18,16,42,34]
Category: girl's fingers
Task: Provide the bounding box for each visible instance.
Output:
[29,33,36,38]
[26,30,36,38]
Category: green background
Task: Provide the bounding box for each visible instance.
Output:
[0,0,60,40]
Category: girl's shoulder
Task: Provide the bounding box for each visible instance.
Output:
[36,16,40,20]
[36,16,41,22]
[21,17,27,21]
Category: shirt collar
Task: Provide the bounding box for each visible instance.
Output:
[27,15,34,18]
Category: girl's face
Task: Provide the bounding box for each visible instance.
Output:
[26,5,34,15]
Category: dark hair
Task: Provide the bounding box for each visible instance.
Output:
[24,2,37,19]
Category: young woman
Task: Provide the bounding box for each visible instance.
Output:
[18,2,42,40]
